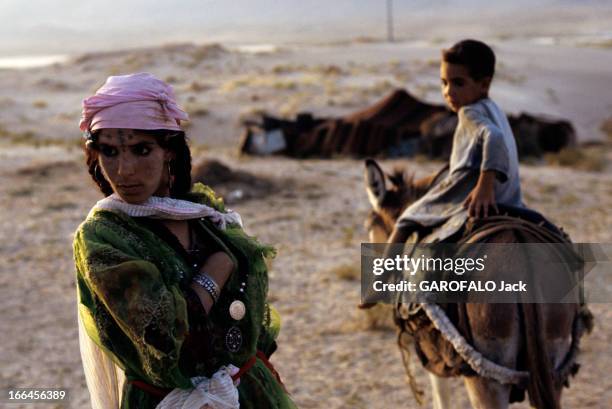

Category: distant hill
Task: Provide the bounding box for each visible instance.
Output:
[0,0,611,55]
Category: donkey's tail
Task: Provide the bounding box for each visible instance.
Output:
[519,303,560,409]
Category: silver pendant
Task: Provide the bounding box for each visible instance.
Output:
[229,300,246,321]
[225,326,242,353]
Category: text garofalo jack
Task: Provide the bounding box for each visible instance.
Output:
[370,254,526,295]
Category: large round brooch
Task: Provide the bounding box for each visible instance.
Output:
[225,326,243,353]
[229,300,246,321]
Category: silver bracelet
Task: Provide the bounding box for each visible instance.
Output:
[193,274,220,304]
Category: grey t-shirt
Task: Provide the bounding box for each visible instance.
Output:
[397,98,523,242]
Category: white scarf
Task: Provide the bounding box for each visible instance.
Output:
[90,193,243,229]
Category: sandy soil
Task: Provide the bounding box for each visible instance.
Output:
[0,40,611,409]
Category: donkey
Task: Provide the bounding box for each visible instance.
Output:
[363,159,591,409]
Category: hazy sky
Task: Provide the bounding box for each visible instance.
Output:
[0,1,610,55]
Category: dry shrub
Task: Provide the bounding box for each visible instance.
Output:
[353,36,379,44]
[238,107,266,122]
[279,98,300,117]
[272,80,298,91]
[323,80,340,97]
[544,147,606,172]
[55,112,77,121]
[559,193,579,206]
[271,64,305,74]
[165,75,180,84]
[579,39,612,49]
[314,64,345,76]
[601,117,612,140]
[3,129,36,144]
[35,78,70,91]
[32,100,48,109]
[189,44,226,65]
[121,54,151,71]
[538,183,558,196]
[362,304,395,331]
[6,132,82,148]
[188,81,210,92]
[17,160,80,178]
[394,72,412,83]
[307,221,328,231]
[45,202,78,212]
[220,77,251,92]
[369,79,398,95]
[342,226,355,246]
[185,103,209,117]
[107,65,122,76]
[221,75,317,94]
[8,187,34,197]
[496,33,513,41]
[330,263,360,281]
[425,58,439,68]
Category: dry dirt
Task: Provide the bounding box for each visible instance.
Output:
[0,144,610,409]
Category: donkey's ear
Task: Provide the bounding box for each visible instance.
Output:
[364,158,386,210]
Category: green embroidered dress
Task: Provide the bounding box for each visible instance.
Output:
[74,184,296,408]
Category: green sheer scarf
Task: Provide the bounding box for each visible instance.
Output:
[74,183,294,408]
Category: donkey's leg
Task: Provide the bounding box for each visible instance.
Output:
[548,337,571,405]
[462,304,521,409]
[463,376,511,409]
[541,303,575,406]
[429,373,452,409]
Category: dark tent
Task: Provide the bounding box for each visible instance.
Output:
[240,89,575,159]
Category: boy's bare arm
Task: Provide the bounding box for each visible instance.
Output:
[463,170,498,218]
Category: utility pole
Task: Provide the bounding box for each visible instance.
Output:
[386,0,394,42]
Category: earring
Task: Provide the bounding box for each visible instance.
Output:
[94,163,106,190]
[167,161,174,191]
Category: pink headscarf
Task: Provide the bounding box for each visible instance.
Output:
[79,73,189,132]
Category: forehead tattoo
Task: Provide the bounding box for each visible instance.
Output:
[116,129,134,145]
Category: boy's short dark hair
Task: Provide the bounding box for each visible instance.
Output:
[442,39,496,81]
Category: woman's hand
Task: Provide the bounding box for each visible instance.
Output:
[463,170,498,219]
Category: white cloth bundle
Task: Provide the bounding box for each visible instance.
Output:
[155,366,240,409]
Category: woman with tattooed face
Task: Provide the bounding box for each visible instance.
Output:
[75,73,296,409]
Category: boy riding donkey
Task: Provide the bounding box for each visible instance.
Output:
[362,40,592,409]
[391,39,521,245]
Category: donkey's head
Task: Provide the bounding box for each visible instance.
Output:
[364,159,422,242]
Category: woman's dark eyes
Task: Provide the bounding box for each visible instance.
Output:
[99,144,152,157]
[100,145,118,157]
[132,144,152,156]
